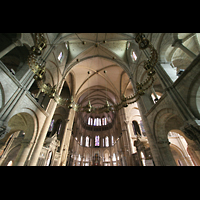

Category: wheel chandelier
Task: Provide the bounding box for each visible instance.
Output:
[27,33,158,113]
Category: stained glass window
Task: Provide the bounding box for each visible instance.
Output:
[94,118,97,126]
[95,135,100,146]
[105,136,109,147]
[96,118,99,126]
[57,123,62,135]
[88,117,93,125]
[48,119,54,132]
[88,117,107,126]
[98,118,101,126]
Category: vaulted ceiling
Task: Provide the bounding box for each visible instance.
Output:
[56,33,136,109]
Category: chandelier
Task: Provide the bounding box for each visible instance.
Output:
[27,33,158,113]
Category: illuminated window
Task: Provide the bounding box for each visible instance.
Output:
[88,117,93,125]
[131,50,137,61]
[105,136,109,147]
[57,123,62,135]
[48,119,54,132]
[88,117,108,126]
[94,118,97,126]
[96,118,99,126]
[111,136,114,146]
[112,153,117,166]
[140,152,146,166]
[88,117,90,125]
[97,118,101,126]
[58,51,63,61]
[104,117,107,125]
[151,92,161,103]
[112,153,116,161]
[85,136,89,147]
[95,135,100,146]
[80,136,83,145]
[7,160,13,166]
[90,118,93,125]
[102,118,105,125]
[95,118,99,126]
[102,117,107,125]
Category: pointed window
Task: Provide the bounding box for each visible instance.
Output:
[95,135,100,146]
[85,136,89,147]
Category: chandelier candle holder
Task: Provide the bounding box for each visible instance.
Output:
[27,33,158,114]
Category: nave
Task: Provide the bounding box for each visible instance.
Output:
[0,33,200,166]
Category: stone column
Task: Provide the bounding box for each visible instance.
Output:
[140,93,154,112]
[125,120,135,154]
[59,109,75,166]
[0,39,23,59]
[118,108,133,165]
[172,39,197,59]
[28,99,58,166]
[56,118,69,165]
[136,96,165,166]
[181,123,200,165]
[156,141,177,166]
[13,140,33,166]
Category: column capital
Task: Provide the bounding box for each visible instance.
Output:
[124,120,129,124]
